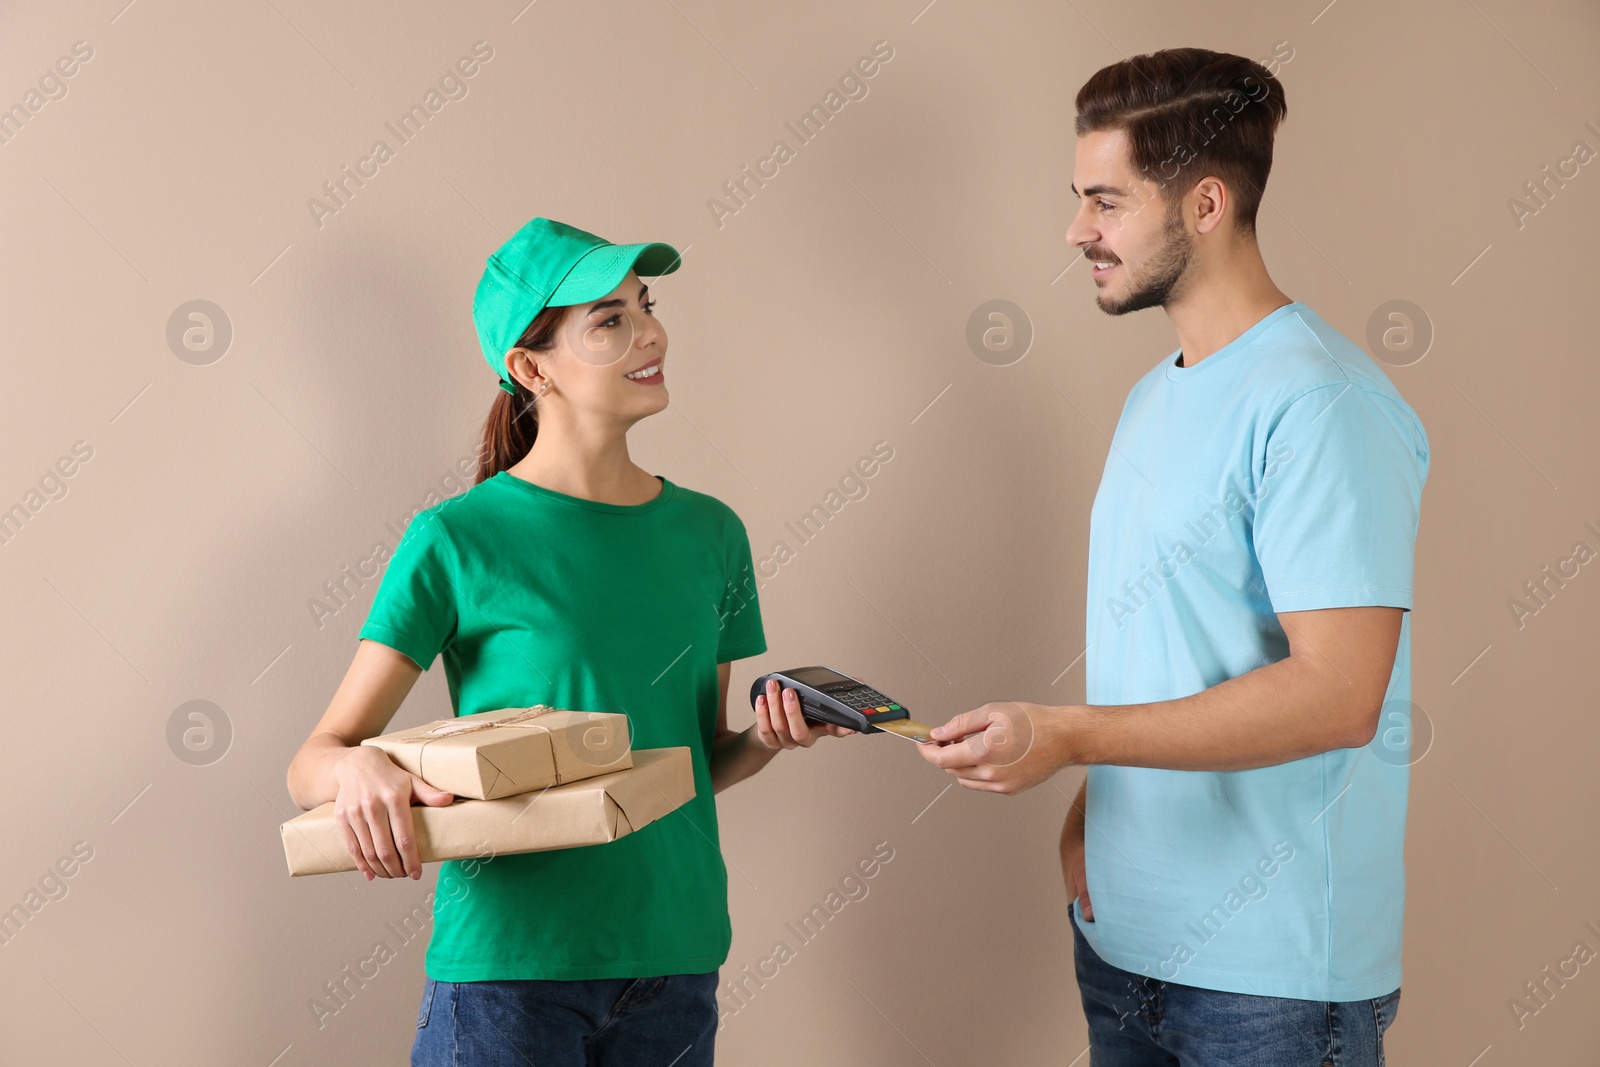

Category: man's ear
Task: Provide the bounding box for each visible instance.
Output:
[1191,175,1230,236]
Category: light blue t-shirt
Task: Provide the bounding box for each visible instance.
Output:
[1077,300,1429,1002]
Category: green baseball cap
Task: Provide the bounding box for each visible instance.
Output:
[473,218,683,393]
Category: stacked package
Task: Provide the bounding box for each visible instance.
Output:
[281,706,692,876]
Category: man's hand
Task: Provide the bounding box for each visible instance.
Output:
[917,701,1076,794]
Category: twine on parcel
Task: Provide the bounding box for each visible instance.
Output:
[422,704,560,739]
[408,705,594,788]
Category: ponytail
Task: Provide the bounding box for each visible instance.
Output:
[474,303,568,484]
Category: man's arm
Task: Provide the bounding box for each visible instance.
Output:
[1060,777,1092,918]
[1064,604,1402,770]
[921,605,1402,790]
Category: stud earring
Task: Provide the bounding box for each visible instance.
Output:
[540,382,550,393]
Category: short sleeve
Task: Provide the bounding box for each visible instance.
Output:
[1253,383,1427,614]
[358,508,460,670]
[715,512,767,663]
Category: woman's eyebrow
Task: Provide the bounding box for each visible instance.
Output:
[587,285,650,315]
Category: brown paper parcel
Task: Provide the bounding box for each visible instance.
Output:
[281,746,693,877]
[360,705,632,800]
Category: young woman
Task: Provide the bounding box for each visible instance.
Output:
[285,217,850,1066]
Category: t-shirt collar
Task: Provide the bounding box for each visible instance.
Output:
[492,470,675,514]
[1164,301,1306,383]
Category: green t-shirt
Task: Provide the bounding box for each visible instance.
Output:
[357,469,767,981]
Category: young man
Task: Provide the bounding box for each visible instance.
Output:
[920,47,1428,1065]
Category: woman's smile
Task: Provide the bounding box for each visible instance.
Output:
[623,359,663,384]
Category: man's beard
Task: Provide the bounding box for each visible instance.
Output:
[1097,202,1193,316]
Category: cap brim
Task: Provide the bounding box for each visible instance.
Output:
[547,241,683,306]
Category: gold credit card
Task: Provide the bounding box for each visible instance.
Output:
[875,718,939,744]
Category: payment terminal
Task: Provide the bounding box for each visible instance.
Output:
[750,666,937,744]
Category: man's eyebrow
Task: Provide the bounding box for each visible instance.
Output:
[1070,183,1126,198]
[588,285,650,315]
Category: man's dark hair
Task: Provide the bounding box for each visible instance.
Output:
[1074,47,1289,236]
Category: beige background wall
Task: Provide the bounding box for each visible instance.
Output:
[3,0,1598,1063]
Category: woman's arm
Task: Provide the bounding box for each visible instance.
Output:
[709,662,851,793]
[285,639,457,879]
[287,639,421,808]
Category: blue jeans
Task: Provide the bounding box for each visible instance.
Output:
[411,970,720,1066]
[1070,904,1400,1066]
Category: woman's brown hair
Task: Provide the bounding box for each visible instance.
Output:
[474,302,569,484]
[1074,47,1288,236]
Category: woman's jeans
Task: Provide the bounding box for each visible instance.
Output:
[1070,903,1400,1066]
[411,970,720,1066]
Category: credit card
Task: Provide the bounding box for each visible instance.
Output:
[875,718,939,744]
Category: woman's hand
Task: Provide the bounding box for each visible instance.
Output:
[752,678,855,749]
[331,746,456,880]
